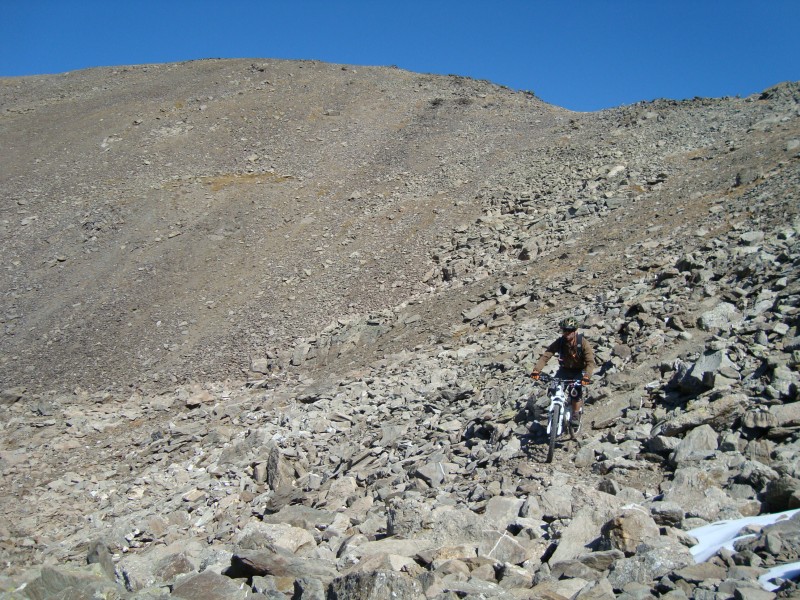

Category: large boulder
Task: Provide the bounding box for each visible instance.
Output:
[235,521,316,555]
[23,564,127,600]
[172,570,253,600]
[660,466,742,521]
[651,394,746,437]
[599,508,661,556]
[697,302,742,333]
[677,350,740,392]
[670,424,719,465]
[328,570,425,600]
[607,538,695,590]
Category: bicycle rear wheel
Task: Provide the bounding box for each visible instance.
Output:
[566,406,574,438]
[547,404,561,463]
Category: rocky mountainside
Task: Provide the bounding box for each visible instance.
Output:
[1,60,799,598]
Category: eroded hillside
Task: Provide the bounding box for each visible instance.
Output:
[1,62,799,599]
[1,59,568,392]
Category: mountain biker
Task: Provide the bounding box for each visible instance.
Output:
[530,317,595,431]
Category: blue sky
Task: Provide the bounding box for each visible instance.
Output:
[2,1,798,112]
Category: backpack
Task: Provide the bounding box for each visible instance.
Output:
[558,333,584,362]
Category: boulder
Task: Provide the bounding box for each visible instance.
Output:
[172,570,253,600]
[660,466,740,521]
[235,521,316,555]
[600,507,661,556]
[678,350,740,391]
[328,570,425,600]
[670,424,719,464]
[697,302,742,333]
[607,538,694,589]
[651,394,746,437]
[229,549,337,583]
[24,564,127,600]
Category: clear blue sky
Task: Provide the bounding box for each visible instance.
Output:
[2,1,798,112]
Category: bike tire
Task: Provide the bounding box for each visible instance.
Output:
[566,406,574,439]
[547,404,561,463]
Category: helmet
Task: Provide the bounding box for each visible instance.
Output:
[560,317,578,331]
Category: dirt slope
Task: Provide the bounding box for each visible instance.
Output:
[1,59,568,391]
[1,60,798,397]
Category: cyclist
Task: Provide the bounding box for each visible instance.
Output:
[530,317,595,431]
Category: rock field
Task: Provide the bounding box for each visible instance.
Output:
[1,60,799,598]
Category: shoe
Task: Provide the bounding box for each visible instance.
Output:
[570,411,582,432]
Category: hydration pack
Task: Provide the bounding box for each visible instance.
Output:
[558,333,584,363]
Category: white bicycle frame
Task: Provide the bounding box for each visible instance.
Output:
[537,374,582,462]
[542,376,580,436]
[547,379,572,436]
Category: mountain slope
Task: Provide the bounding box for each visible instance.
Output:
[1,61,799,598]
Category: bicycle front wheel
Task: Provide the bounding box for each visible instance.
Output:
[547,404,561,463]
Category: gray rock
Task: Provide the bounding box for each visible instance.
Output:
[607,538,694,589]
[386,497,426,537]
[24,564,128,600]
[575,577,616,600]
[651,394,746,437]
[672,562,727,583]
[550,503,622,564]
[770,401,800,427]
[648,502,684,528]
[328,570,425,600]
[679,350,740,391]
[739,231,765,245]
[462,299,497,322]
[577,550,625,572]
[477,530,531,564]
[743,409,779,429]
[262,505,337,531]
[235,521,316,554]
[117,545,199,592]
[531,576,592,599]
[86,540,116,581]
[266,443,296,491]
[730,584,776,600]
[483,495,524,530]
[670,424,719,464]
[230,549,337,583]
[539,482,574,520]
[697,302,742,333]
[497,563,533,589]
[647,435,682,454]
[551,559,604,581]
[414,461,451,488]
[172,570,253,599]
[0,387,25,406]
[294,576,326,600]
[660,466,739,521]
[761,477,800,512]
[599,507,661,556]
[770,365,798,398]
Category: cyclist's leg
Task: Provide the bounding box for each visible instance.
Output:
[556,368,583,430]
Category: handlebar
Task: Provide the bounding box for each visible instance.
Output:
[536,374,582,385]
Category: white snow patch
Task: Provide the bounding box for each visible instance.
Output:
[759,562,800,592]
[688,508,800,591]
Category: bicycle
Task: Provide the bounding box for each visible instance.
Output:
[535,374,583,463]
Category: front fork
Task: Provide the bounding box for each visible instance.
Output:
[547,403,572,435]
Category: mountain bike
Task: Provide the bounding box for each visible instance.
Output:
[536,374,582,463]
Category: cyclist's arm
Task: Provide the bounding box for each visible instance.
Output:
[533,339,560,373]
[581,337,596,378]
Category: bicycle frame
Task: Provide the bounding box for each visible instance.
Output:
[546,380,571,437]
[538,374,582,462]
